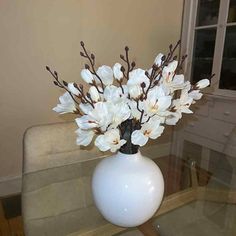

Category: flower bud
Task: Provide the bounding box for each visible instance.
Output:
[154,53,164,66]
[196,79,210,89]
[89,86,100,102]
[113,63,123,81]
[81,69,94,84]
[68,83,80,96]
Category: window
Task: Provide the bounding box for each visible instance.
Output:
[182,0,236,96]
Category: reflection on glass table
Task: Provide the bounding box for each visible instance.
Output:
[68,154,236,236]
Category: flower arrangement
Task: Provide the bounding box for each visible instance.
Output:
[46,41,212,154]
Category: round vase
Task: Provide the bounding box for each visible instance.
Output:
[92,151,164,227]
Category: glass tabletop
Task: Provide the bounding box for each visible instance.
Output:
[114,155,236,236]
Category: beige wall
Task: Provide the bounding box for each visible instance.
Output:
[0,0,183,188]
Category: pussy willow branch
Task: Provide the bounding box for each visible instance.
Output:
[80,41,105,90]
[46,66,94,111]
[120,46,136,80]
[46,66,81,108]
[73,83,95,108]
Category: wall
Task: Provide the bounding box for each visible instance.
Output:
[0,0,184,195]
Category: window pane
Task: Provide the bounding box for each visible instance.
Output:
[219,26,236,90]
[196,0,220,26]
[191,28,216,84]
[228,0,236,22]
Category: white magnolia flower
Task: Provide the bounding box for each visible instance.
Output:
[75,129,94,146]
[128,84,143,99]
[131,117,164,146]
[127,68,150,98]
[81,69,94,84]
[154,53,164,66]
[113,63,123,81]
[89,86,100,102]
[162,73,186,94]
[95,129,126,152]
[165,111,181,125]
[97,65,114,86]
[188,90,203,101]
[75,115,99,130]
[161,60,178,82]
[76,102,112,131]
[128,100,143,120]
[108,102,131,128]
[68,83,80,96]
[53,92,76,114]
[196,79,210,89]
[104,85,126,103]
[173,90,193,117]
[79,103,93,114]
[143,86,171,116]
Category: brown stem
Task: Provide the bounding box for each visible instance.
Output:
[80,41,105,90]
[46,66,82,108]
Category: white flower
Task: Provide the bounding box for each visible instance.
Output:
[173,90,193,117]
[154,53,164,66]
[68,83,80,96]
[162,73,186,94]
[88,102,113,131]
[127,68,150,98]
[108,102,131,128]
[128,100,143,120]
[143,86,171,116]
[76,102,112,131]
[75,115,99,130]
[75,129,94,146]
[97,65,114,86]
[53,92,76,114]
[131,117,164,146]
[196,79,210,89]
[81,69,94,83]
[188,90,203,101]
[162,60,178,84]
[128,85,143,99]
[79,103,93,114]
[89,86,100,102]
[113,63,123,81]
[95,129,126,152]
[104,85,123,103]
[165,111,181,125]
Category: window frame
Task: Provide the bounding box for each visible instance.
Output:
[181,0,236,98]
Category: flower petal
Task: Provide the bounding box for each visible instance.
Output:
[75,129,94,146]
[53,92,76,114]
[89,86,100,102]
[75,115,98,129]
[97,65,114,86]
[131,130,149,146]
[154,53,164,66]
[196,79,210,89]
[81,69,94,83]
[95,135,110,152]
[113,63,123,81]
[68,83,80,96]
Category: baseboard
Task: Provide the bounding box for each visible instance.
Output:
[0,175,22,197]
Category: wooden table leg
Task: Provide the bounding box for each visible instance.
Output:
[137,219,160,236]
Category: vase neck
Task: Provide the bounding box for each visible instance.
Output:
[117,151,142,159]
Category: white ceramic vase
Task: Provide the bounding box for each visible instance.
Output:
[92,151,164,227]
